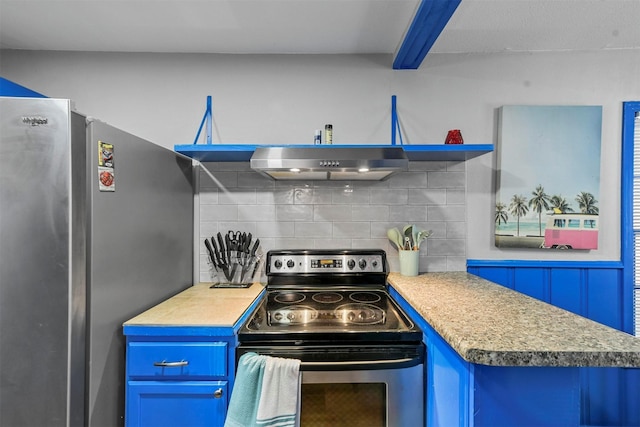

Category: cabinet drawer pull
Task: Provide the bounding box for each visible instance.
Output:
[153,360,189,367]
[213,388,223,399]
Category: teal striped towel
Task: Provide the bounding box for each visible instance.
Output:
[225,352,301,427]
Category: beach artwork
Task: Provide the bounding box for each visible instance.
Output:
[495,105,602,250]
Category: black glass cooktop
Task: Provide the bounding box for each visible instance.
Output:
[238,249,422,343]
[239,288,421,342]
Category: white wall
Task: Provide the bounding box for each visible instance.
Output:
[2,49,639,264]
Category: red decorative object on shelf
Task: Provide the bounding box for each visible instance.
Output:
[445,129,464,145]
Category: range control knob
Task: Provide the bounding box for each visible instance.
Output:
[287,259,295,268]
[372,260,379,269]
[274,259,283,269]
[347,259,356,270]
[358,259,367,270]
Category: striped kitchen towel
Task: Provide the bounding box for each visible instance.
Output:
[256,355,301,426]
[224,352,301,427]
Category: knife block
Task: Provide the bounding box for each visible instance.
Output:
[207,253,263,288]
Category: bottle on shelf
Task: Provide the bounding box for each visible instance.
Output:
[325,124,333,145]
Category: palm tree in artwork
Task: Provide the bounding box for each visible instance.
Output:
[509,194,529,237]
[495,202,509,226]
[529,185,551,236]
[550,195,574,213]
[575,191,599,214]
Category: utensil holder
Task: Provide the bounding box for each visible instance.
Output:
[399,250,419,276]
[207,253,263,288]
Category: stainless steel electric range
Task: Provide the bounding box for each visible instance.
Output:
[237,249,424,426]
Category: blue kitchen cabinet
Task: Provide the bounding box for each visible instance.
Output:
[422,327,580,426]
[123,284,265,426]
[124,337,236,427]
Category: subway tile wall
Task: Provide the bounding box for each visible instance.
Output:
[198,160,467,282]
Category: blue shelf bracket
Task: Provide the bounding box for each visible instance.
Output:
[193,95,213,145]
[391,95,404,146]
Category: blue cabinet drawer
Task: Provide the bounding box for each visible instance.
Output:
[126,381,228,427]
[128,342,228,378]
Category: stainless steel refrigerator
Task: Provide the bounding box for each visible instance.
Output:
[0,97,194,426]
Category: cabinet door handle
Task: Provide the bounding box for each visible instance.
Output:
[213,388,223,399]
[153,360,189,367]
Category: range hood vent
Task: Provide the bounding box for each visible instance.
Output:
[250,146,408,181]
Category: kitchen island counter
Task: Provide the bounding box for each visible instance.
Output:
[388,271,640,367]
[388,271,640,426]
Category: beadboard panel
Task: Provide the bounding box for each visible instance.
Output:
[467,260,626,331]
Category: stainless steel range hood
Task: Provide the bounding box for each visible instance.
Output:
[250,146,408,181]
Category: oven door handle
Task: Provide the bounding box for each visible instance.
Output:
[300,357,421,371]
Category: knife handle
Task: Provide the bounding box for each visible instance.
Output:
[210,237,223,266]
[250,239,260,257]
[225,234,231,260]
[217,232,226,263]
[204,239,215,264]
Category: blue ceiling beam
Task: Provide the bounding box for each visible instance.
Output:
[393,0,462,70]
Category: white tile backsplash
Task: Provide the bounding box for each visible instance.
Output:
[198,161,467,281]
[254,221,295,238]
[313,205,353,221]
[276,205,314,221]
[389,205,428,223]
[428,205,466,222]
[389,172,428,188]
[427,171,466,188]
[351,205,390,221]
[294,222,333,238]
[408,188,447,205]
[238,204,276,221]
[370,188,409,205]
[446,188,466,205]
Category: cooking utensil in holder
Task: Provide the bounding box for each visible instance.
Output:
[207,252,263,288]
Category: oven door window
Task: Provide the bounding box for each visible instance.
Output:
[301,383,386,426]
[300,365,423,427]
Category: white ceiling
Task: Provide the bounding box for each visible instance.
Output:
[1,0,639,61]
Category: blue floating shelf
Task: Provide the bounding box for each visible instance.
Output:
[174,144,494,163]
[401,144,494,161]
[179,96,493,163]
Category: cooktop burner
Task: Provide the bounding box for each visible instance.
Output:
[350,291,381,304]
[238,249,423,343]
[311,292,343,304]
[273,292,306,304]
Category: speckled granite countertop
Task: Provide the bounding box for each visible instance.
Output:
[388,272,640,367]
[124,283,264,327]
